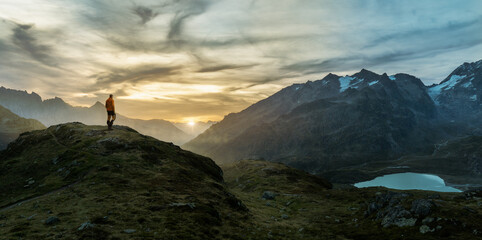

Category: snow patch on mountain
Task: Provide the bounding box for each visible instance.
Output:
[339,76,354,92]
[428,75,467,104]
[389,75,396,81]
[338,76,367,92]
[444,75,466,90]
[462,81,473,88]
[368,80,379,86]
[351,78,364,87]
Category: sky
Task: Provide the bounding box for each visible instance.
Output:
[0,0,481,122]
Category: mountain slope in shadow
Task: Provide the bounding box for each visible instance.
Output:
[0,104,45,150]
[184,60,482,184]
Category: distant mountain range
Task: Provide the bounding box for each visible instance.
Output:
[184,60,482,184]
[0,88,194,145]
[0,105,45,149]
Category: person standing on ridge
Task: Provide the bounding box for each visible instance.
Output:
[105,94,116,130]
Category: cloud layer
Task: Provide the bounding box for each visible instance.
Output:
[0,0,481,122]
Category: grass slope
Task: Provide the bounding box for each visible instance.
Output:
[223,160,482,240]
[0,123,248,239]
[0,105,45,149]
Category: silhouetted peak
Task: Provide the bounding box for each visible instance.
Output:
[325,73,340,78]
[319,73,341,83]
[360,68,377,75]
[379,73,389,81]
[43,97,68,107]
[449,59,482,78]
[353,69,380,80]
[392,73,425,88]
[0,87,43,103]
[91,101,104,109]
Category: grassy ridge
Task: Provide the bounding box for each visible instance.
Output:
[0,123,248,239]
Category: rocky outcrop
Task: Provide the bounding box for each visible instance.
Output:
[365,192,436,228]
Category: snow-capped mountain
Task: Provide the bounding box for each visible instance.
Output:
[184,69,441,170]
[184,60,482,183]
[428,60,482,122]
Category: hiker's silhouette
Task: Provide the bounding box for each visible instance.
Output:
[105,94,116,130]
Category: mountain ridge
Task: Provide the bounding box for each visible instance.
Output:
[0,87,192,145]
[0,122,250,239]
[184,60,482,184]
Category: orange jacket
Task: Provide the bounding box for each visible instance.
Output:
[105,98,115,111]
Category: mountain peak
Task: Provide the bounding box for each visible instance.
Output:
[353,68,380,80]
[360,68,372,73]
[42,97,70,108]
[44,96,65,103]
[90,101,104,109]
[0,86,43,103]
[449,59,482,77]
[325,73,341,78]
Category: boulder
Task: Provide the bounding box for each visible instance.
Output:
[411,199,435,217]
[44,216,59,225]
[420,225,435,234]
[262,191,276,200]
[78,222,95,231]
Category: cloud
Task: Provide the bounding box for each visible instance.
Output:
[364,17,482,49]
[283,17,482,76]
[132,6,159,25]
[0,38,8,52]
[92,65,182,88]
[196,63,257,73]
[11,23,57,66]
[166,0,212,45]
